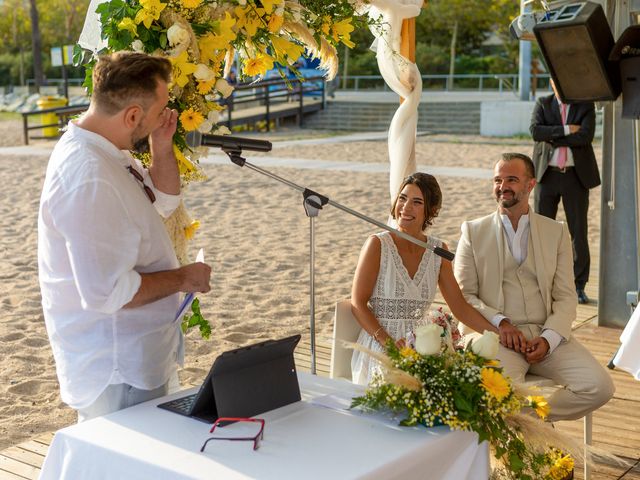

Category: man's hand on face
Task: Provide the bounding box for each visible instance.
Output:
[525,336,549,364]
[498,319,528,353]
[150,108,178,158]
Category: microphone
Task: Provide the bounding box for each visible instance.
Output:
[185,131,272,152]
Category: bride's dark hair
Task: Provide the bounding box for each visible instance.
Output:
[390,172,442,230]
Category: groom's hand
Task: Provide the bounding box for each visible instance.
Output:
[498,319,528,353]
[525,337,550,364]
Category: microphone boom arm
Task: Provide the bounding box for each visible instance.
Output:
[222,148,455,262]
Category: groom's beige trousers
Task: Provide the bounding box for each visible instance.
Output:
[470,324,614,422]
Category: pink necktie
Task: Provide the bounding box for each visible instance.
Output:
[557,103,568,169]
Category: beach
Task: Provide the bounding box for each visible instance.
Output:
[0,118,602,449]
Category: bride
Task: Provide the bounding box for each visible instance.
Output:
[351,172,498,385]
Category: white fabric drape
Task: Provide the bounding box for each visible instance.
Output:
[78,0,108,53]
[367,0,424,204]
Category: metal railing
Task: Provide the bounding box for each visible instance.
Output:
[338,73,552,93]
[225,75,326,130]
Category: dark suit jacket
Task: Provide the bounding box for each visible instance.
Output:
[530,94,600,189]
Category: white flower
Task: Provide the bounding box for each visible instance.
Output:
[194,64,215,81]
[167,24,190,47]
[197,119,214,133]
[131,40,145,53]
[214,125,231,135]
[215,78,234,98]
[207,110,220,124]
[415,324,443,356]
[471,330,500,359]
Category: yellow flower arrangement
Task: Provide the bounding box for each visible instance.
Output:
[351,326,578,480]
[86,0,378,337]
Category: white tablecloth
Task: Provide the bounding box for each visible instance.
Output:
[39,373,489,480]
[613,303,640,379]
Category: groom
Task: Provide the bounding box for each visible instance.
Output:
[454,152,613,422]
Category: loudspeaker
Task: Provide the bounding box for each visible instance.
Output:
[610,25,640,118]
[534,2,620,103]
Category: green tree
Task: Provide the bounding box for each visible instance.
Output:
[416,0,519,82]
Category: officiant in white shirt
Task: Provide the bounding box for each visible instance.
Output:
[38,52,211,421]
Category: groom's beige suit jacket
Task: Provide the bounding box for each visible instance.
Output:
[454,210,577,340]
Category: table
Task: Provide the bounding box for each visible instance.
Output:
[613,303,640,379]
[39,373,489,480]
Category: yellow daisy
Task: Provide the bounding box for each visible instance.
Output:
[196,79,216,95]
[480,368,510,401]
[179,108,205,132]
[242,53,274,77]
[527,395,550,419]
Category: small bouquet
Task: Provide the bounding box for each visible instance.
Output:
[411,307,463,351]
[350,326,580,480]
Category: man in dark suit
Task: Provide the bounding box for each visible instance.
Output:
[530,79,600,305]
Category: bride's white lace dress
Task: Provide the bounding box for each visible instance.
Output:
[351,231,442,385]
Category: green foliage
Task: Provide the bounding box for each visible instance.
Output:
[181,298,212,340]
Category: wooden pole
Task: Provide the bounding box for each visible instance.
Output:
[399,16,419,170]
[399,18,416,104]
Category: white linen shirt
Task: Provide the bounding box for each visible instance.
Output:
[38,122,183,410]
[491,214,563,355]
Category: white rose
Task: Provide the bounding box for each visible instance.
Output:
[215,78,234,99]
[415,324,443,356]
[167,24,190,47]
[194,64,215,82]
[131,40,145,53]
[214,125,231,135]
[471,330,500,359]
[207,110,220,124]
[197,119,214,134]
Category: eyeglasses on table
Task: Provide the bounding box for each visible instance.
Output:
[200,417,265,452]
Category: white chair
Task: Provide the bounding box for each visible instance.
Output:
[330,299,362,381]
[329,299,593,479]
[524,374,592,480]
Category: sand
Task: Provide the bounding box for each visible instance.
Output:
[0,119,602,450]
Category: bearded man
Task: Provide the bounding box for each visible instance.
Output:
[38,52,211,421]
[453,152,613,422]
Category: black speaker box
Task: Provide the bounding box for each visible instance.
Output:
[610,25,640,118]
[534,2,620,103]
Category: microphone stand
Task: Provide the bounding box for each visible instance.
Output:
[220,147,455,375]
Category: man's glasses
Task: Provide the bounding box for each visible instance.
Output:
[127,166,156,203]
[200,417,265,452]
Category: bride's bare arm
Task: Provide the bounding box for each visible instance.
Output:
[438,243,498,334]
[350,236,393,346]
